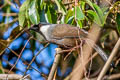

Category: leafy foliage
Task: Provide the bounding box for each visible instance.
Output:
[18,0,112,28]
[19,0,31,27]
[28,0,40,24]
[1,0,120,80]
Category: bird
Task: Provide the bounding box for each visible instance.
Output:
[29,22,114,67]
[29,22,88,47]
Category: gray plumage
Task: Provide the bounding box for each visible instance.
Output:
[30,23,87,47]
[29,23,115,67]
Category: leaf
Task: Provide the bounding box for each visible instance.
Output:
[116,13,120,35]
[64,10,74,23]
[46,6,52,23]
[87,10,101,25]
[74,6,85,20]
[101,7,109,25]
[46,6,57,23]
[18,0,31,27]
[85,0,95,10]
[0,26,23,55]
[77,20,83,28]
[9,26,22,41]
[92,3,104,26]
[39,0,44,9]
[66,16,74,24]
[40,10,47,22]
[28,0,40,24]
[85,0,105,26]
[54,0,66,15]
[80,1,86,11]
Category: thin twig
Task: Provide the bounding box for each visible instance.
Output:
[0,4,7,9]
[2,13,17,16]
[5,0,17,8]
[48,48,62,80]
[71,24,101,80]
[103,73,120,80]
[64,1,75,5]
[0,74,30,80]
[6,37,32,79]
[23,43,49,77]
[1,40,42,75]
[64,51,98,80]
[0,18,18,27]
[14,0,21,7]
[0,27,27,56]
[97,38,120,80]
[2,59,24,73]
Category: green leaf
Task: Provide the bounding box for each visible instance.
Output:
[54,0,66,15]
[77,20,83,28]
[28,0,40,24]
[80,1,86,11]
[46,6,57,23]
[92,3,104,26]
[116,13,120,35]
[85,0,105,26]
[46,6,52,23]
[74,6,85,20]
[64,10,74,23]
[18,0,31,27]
[85,0,95,10]
[40,0,44,9]
[87,10,101,25]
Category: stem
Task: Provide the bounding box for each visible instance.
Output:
[97,38,120,80]
[48,48,62,80]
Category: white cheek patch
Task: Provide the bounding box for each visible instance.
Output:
[40,25,50,34]
[40,25,51,40]
[40,24,57,40]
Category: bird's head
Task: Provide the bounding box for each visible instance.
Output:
[29,22,50,32]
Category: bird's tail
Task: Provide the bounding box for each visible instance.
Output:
[85,38,114,67]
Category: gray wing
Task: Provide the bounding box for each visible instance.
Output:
[51,24,87,39]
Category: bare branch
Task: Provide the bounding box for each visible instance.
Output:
[97,38,120,80]
[71,24,102,80]
[2,13,18,16]
[0,74,30,80]
[48,48,62,80]
[23,43,50,77]
[103,73,120,80]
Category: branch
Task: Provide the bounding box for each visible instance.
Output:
[1,39,43,75]
[23,43,49,77]
[2,13,17,16]
[70,24,102,80]
[0,74,30,80]
[103,73,120,80]
[97,38,120,80]
[7,37,32,74]
[5,0,17,8]
[48,48,62,80]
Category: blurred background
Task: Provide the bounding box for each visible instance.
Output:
[0,0,120,80]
